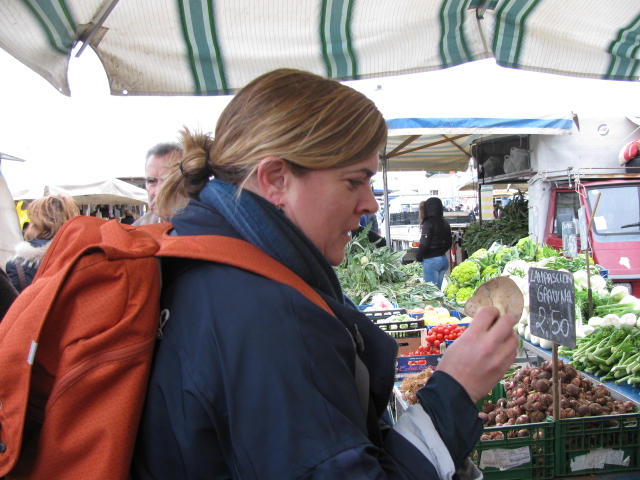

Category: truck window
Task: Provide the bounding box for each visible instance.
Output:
[553,191,580,236]
[588,185,640,238]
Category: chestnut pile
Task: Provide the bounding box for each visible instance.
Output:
[479,359,637,428]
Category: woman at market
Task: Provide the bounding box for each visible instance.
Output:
[415,198,452,289]
[131,68,518,480]
[5,194,79,292]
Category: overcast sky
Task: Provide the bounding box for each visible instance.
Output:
[1,46,638,193]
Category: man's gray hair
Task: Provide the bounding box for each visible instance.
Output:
[145,142,183,161]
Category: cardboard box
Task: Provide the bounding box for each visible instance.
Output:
[395,335,422,355]
[396,354,441,380]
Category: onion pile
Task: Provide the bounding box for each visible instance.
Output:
[399,368,435,405]
[479,359,637,428]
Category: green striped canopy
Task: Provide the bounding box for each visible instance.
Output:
[1,0,639,97]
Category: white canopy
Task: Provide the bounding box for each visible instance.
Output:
[0,171,22,270]
[12,178,148,206]
[0,1,638,97]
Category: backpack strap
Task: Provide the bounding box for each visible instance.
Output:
[138,222,332,316]
[14,259,28,292]
[137,223,371,416]
[71,221,365,414]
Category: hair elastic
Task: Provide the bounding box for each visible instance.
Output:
[179,161,189,178]
[179,161,199,184]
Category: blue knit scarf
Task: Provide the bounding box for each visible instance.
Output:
[199,179,346,305]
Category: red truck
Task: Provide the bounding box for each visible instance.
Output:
[542,176,640,296]
[471,112,640,297]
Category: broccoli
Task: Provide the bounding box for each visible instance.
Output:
[449,260,480,286]
[494,247,515,266]
[469,248,497,270]
[480,264,500,281]
[516,236,539,262]
[455,286,475,305]
[444,282,459,301]
[470,249,489,259]
[516,236,531,249]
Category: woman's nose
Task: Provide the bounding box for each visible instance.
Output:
[362,189,379,214]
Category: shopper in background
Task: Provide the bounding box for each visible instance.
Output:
[0,268,18,320]
[359,212,380,234]
[121,208,136,225]
[134,142,183,225]
[5,195,79,292]
[359,186,380,234]
[132,68,518,480]
[415,197,452,289]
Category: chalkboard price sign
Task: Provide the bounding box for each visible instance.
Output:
[528,267,576,349]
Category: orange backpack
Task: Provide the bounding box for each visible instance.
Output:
[0,216,330,480]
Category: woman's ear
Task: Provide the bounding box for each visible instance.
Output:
[255,156,288,205]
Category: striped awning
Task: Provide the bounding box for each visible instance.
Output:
[0,0,638,97]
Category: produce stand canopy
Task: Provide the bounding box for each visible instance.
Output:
[12,178,149,206]
[0,1,638,97]
[384,114,573,172]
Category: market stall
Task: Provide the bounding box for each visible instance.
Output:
[12,177,148,206]
[370,233,640,479]
[521,339,640,409]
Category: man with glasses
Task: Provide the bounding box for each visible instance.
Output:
[134,142,183,226]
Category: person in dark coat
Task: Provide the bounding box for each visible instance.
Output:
[131,69,518,480]
[6,195,80,292]
[415,197,452,289]
[0,268,18,321]
[120,208,136,225]
[351,224,387,248]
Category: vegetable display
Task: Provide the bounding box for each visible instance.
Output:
[399,368,434,405]
[461,194,529,255]
[424,324,466,347]
[419,306,465,325]
[335,226,445,306]
[559,326,640,386]
[477,360,637,431]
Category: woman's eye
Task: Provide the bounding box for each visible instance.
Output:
[349,179,364,188]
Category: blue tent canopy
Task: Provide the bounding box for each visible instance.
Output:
[382,112,573,172]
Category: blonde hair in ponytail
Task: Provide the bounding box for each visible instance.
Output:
[157,68,387,219]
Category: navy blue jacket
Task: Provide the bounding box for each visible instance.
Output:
[5,238,50,292]
[132,200,482,479]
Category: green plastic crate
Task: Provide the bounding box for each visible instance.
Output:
[554,412,640,477]
[469,420,555,480]
[476,382,506,413]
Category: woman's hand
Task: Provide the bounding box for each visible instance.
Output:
[437,306,518,403]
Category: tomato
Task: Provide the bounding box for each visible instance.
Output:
[436,333,444,341]
[443,328,451,335]
[434,339,441,347]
